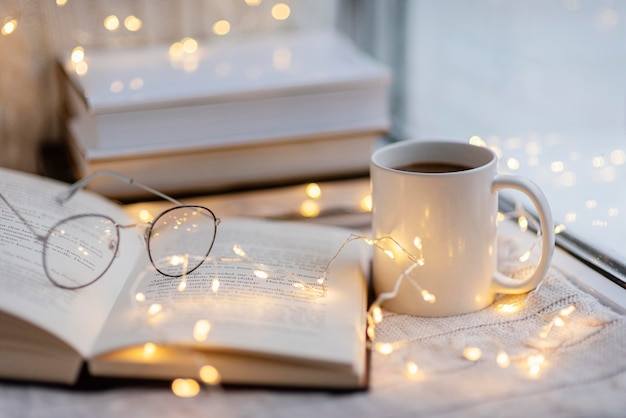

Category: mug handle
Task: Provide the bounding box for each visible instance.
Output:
[491,175,555,294]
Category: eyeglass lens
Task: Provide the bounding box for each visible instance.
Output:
[147,206,217,277]
[43,214,119,289]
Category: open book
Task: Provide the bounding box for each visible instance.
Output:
[0,168,368,389]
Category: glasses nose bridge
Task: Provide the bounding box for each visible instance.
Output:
[118,222,153,244]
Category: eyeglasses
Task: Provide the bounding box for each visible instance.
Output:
[0,171,220,290]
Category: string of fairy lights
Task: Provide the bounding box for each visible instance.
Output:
[2,0,296,76]
[321,203,575,381]
[129,210,572,397]
[63,0,295,76]
[123,141,578,398]
[0,2,604,397]
[1,0,292,35]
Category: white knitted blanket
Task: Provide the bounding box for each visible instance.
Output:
[361,235,626,417]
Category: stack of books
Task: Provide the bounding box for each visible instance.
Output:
[59,30,391,199]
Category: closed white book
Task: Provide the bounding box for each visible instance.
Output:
[62,30,391,154]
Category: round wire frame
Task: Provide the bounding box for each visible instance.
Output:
[42,213,120,290]
[146,205,219,278]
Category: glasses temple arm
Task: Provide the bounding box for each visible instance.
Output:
[56,170,184,206]
[0,193,45,240]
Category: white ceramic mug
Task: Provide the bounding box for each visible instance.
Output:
[371,140,555,317]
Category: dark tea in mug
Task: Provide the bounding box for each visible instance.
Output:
[394,161,472,174]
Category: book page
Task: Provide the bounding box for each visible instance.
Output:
[0,168,143,357]
[93,218,368,369]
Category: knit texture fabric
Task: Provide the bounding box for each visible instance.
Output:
[364,235,626,417]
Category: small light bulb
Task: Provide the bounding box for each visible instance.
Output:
[550,161,565,173]
[211,278,220,293]
[376,343,394,355]
[305,183,322,199]
[592,156,605,168]
[271,3,290,20]
[469,135,487,147]
[463,346,482,362]
[560,305,575,316]
[75,61,88,75]
[529,364,541,378]
[496,351,510,368]
[232,244,246,257]
[518,216,529,232]
[148,303,162,315]
[421,290,436,303]
[135,292,146,302]
[300,200,320,218]
[554,317,565,327]
[2,19,17,35]
[507,158,521,171]
[212,20,231,36]
[124,15,142,32]
[171,378,200,398]
[193,319,211,342]
[199,365,221,385]
[360,195,373,212]
[70,46,85,63]
[138,209,153,222]
[384,249,395,259]
[169,255,186,266]
[406,361,419,375]
[169,42,184,58]
[372,306,383,324]
[527,354,545,378]
[497,302,521,314]
[104,15,120,31]
[519,250,531,262]
[143,342,157,357]
[366,325,376,340]
[182,37,198,53]
[254,270,269,279]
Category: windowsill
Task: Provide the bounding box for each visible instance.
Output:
[552,246,626,313]
[498,218,626,313]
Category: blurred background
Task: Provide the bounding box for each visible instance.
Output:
[1,0,625,279]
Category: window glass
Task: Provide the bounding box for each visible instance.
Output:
[397,0,626,276]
